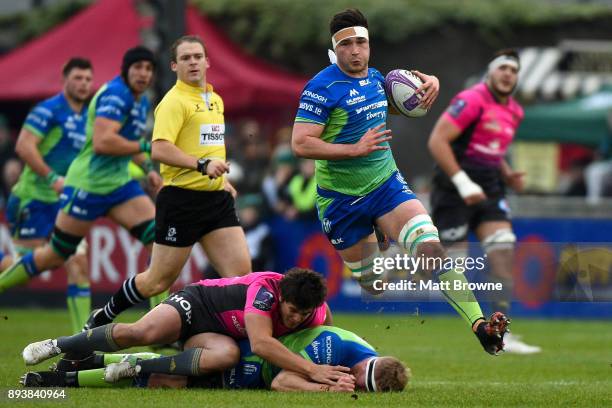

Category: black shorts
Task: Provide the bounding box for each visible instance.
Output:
[161,284,228,342]
[155,186,240,247]
[430,185,510,244]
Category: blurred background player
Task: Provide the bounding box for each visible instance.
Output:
[428,49,540,354]
[86,35,252,330]
[0,47,161,334]
[291,8,508,354]
[22,326,408,393]
[1,57,93,333]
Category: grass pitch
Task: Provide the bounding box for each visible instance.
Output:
[0,308,610,407]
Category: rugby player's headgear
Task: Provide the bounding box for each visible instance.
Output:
[121,46,156,81]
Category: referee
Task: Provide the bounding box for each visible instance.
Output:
[84,36,252,327]
[148,35,251,284]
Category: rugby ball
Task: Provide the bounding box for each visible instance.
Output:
[384,69,427,118]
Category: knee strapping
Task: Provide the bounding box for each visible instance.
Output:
[50,227,84,260]
[398,214,440,256]
[129,219,155,245]
[344,247,382,283]
[481,229,516,253]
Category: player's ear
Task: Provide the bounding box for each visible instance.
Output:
[170,60,177,73]
[205,57,210,70]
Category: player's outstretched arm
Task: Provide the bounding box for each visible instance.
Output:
[92,117,144,156]
[245,313,350,385]
[292,123,391,160]
[271,370,355,392]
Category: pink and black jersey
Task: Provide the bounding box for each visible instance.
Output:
[192,272,327,339]
[435,82,524,195]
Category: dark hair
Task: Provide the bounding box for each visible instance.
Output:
[121,46,156,81]
[279,268,327,310]
[62,57,92,77]
[492,48,520,64]
[171,35,207,63]
[330,8,368,36]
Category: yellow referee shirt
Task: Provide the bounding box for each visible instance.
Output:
[153,80,225,191]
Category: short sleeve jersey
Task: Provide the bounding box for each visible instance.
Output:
[295,64,397,196]
[223,326,378,389]
[12,93,87,203]
[195,272,327,339]
[152,80,225,191]
[442,82,524,169]
[64,76,150,194]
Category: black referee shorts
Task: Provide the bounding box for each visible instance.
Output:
[155,186,240,247]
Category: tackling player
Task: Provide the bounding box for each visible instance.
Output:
[291,8,508,354]
[22,326,408,393]
[22,269,349,385]
[428,49,539,353]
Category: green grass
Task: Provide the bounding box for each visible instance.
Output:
[0,309,610,407]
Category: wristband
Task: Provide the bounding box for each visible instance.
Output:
[451,170,484,199]
[139,139,151,154]
[45,171,60,186]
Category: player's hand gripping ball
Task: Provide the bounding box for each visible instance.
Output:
[384,69,428,118]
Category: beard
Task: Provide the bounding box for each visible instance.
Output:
[489,79,517,97]
[66,91,87,104]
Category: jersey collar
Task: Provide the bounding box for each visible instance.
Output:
[176,79,213,94]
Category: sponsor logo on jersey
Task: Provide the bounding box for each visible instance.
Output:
[299,102,323,116]
[346,88,366,105]
[231,315,246,335]
[377,82,385,94]
[310,340,321,363]
[359,79,370,86]
[252,287,275,311]
[366,111,386,120]
[346,95,367,106]
[324,335,333,364]
[356,100,387,114]
[447,99,467,118]
[302,90,328,103]
[200,124,225,146]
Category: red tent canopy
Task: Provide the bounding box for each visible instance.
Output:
[185,6,307,114]
[0,1,308,115]
[0,0,142,100]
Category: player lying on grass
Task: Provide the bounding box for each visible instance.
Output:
[22,269,350,385]
[21,326,409,392]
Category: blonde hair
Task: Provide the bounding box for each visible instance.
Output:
[375,356,410,392]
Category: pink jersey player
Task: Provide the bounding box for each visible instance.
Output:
[443,82,524,170]
[189,271,328,339]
